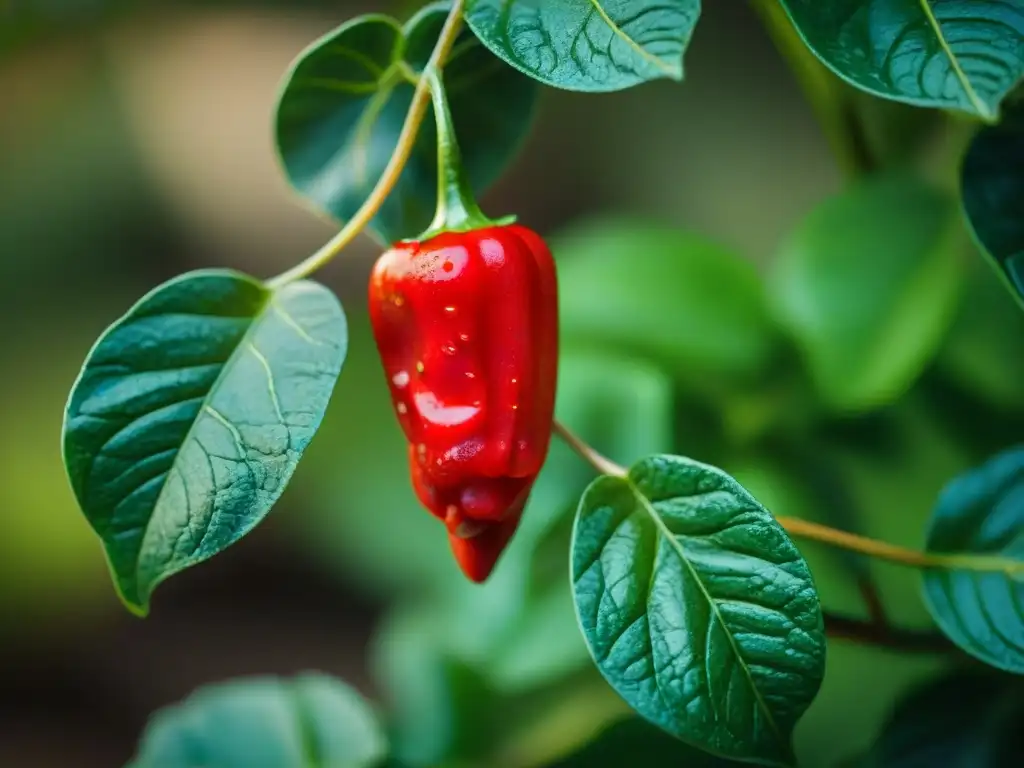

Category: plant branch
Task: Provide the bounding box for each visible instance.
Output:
[776,516,1024,575]
[266,0,467,290]
[823,611,956,654]
[750,0,874,177]
[554,423,1024,577]
[857,580,890,629]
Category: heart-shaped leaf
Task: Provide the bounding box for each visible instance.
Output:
[572,455,826,767]
[922,445,1024,673]
[778,0,1024,120]
[465,0,701,92]
[274,3,538,244]
[768,173,960,412]
[961,106,1024,307]
[132,673,386,768]
[62,269,347,615]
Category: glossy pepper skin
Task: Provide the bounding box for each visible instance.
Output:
[368,224,558,582]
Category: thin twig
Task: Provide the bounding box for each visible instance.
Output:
[824,611,956,654]
[777,516,1024,575]
[553,423,1024,577]
[552,420,627,477]
[267,0,467,289]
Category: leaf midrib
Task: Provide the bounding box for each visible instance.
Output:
[915,0,991,119]
[131,279,274,608]
[587,0,677,76]
[627,477,789,758]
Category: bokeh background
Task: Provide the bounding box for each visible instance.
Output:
[4,2,1024,767]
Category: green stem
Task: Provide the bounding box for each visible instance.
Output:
[552,420,626,478]
[266,0,467,290]
[417,67,510,239]
[750,0,874,178]
[552,421,1024,577]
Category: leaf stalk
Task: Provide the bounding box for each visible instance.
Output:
[750,0,874,178]
[552,420,627,478]
[266,0,468,290]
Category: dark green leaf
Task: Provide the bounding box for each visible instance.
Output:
[62,269,347,615]
[132,673,386,768]
[730,455,866,615]
[572,455,826,767]
[778,1,1024,120]
[464,0,700,92]
[274,3,537,244]
[768,173,960,413]
[548,717,743,767]
[862,670,1024,767]
[962,106,1024,306]
[553,217,780,384]
[922,445,1024,673]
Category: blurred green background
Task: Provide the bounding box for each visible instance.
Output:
[3,2,1024,767]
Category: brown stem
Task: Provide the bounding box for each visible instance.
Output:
[824,611,956,654]
[857,579,890,628]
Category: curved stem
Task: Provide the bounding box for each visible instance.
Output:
[553,423,1024,577]
[750,0,873,178]
[552,420,627,478]
[266,0,467,290]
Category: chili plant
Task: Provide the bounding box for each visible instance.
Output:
[58,1,1024,766]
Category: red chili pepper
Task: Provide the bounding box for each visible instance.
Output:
[369,223,558,582]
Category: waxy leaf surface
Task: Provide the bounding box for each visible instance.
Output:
[63,270,347,614]
[572,455,825,766]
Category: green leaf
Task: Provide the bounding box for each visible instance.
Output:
[548,717,743,767]
[572,455,826,767]
[768,173,960,413]
[62,269,347,615]
[729,455,866,616]
[464,0,700,92]
[961,106,1024,306]
[778,0,1024,120]
[371,603,497,767]
[553,217,779,385]
[274,3,538,244]
[921,445,1024,673]
[862,670,1024,767]
[132,673,386,768]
